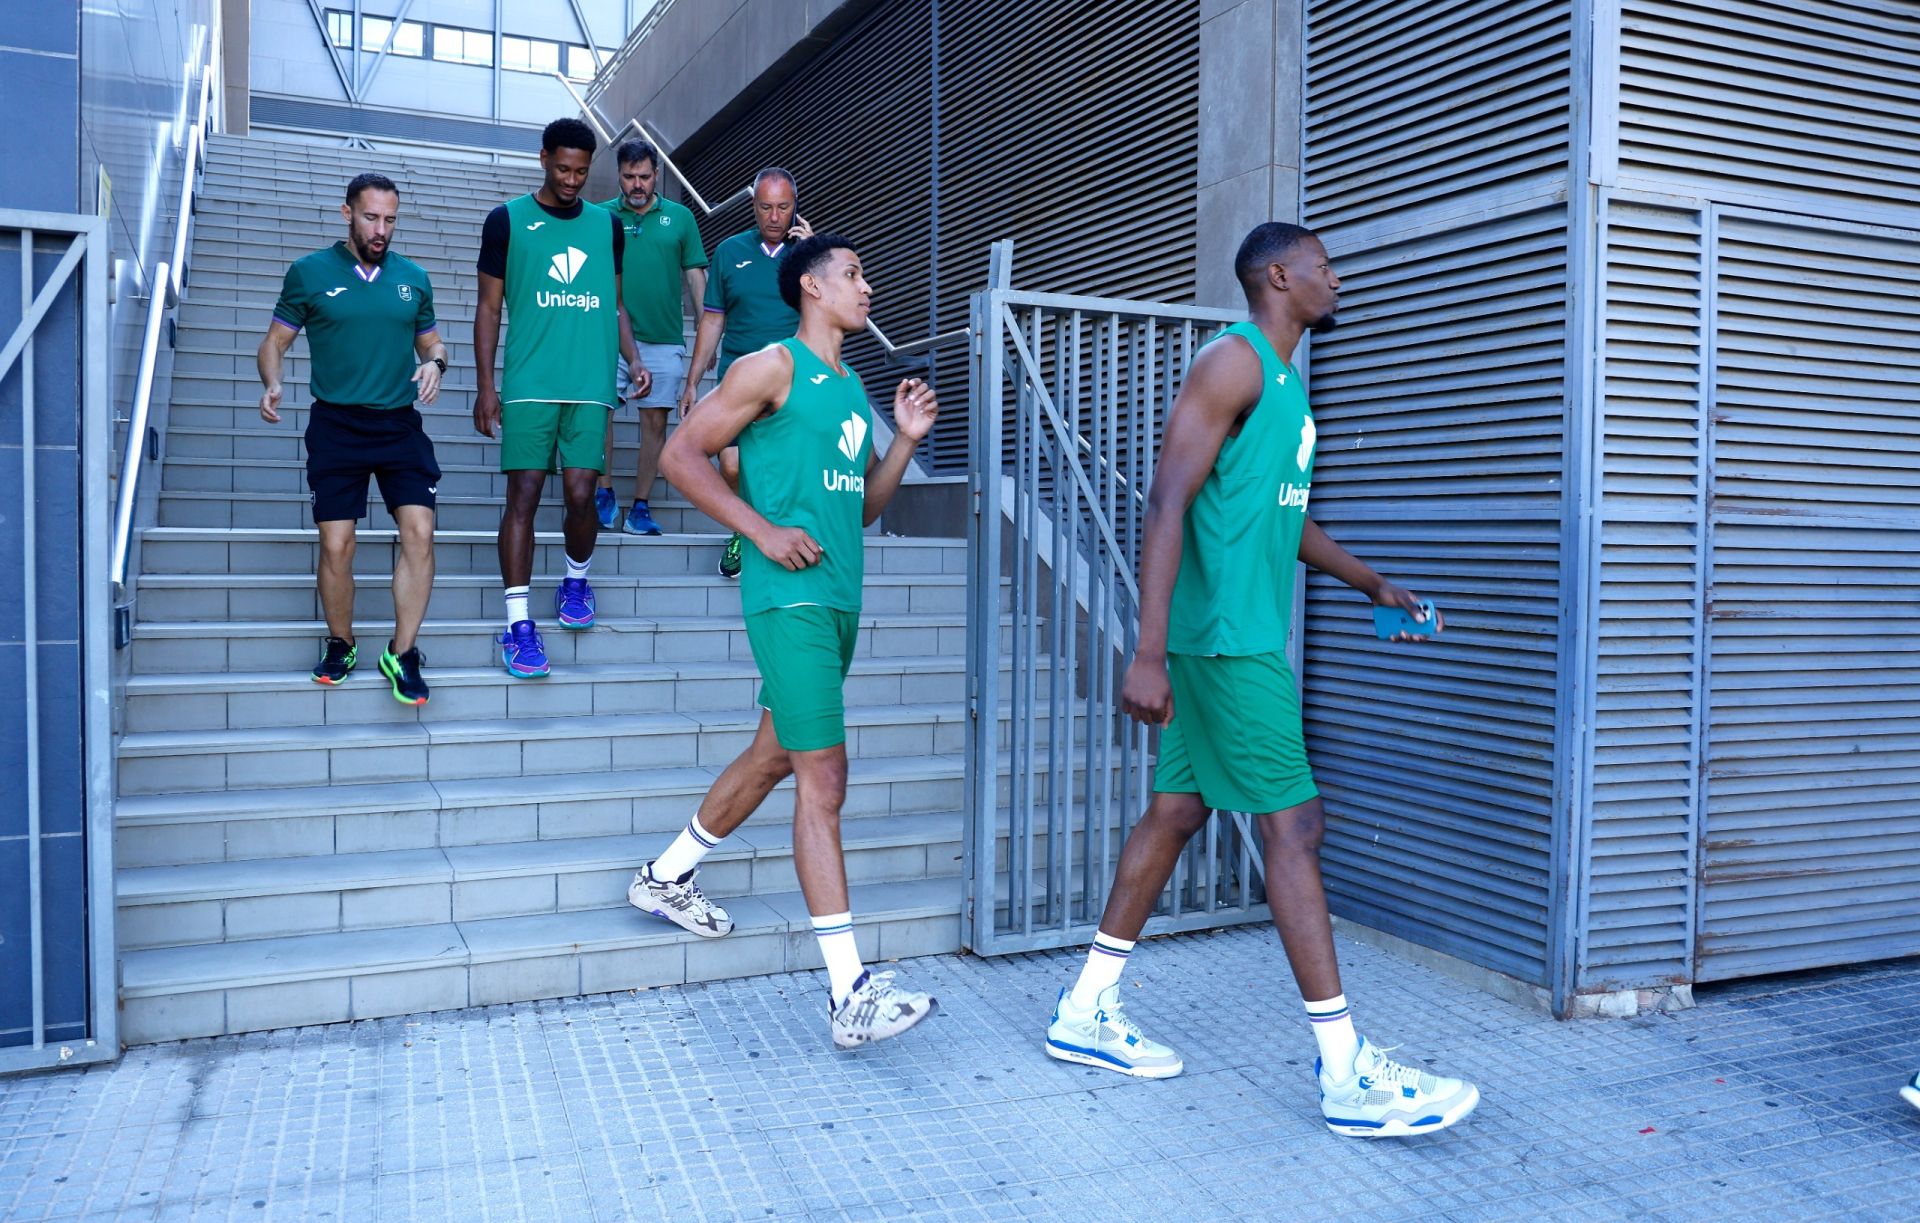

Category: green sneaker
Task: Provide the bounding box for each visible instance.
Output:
[312,636,357,685]
[378,643,430,706]
[719,532,744,579]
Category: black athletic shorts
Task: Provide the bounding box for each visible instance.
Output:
[304,401,441,523]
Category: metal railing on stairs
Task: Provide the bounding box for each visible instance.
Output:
[109,48,216,644]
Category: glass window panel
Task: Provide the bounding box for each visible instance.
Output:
[566,45,597,80]
[392,21,425,57]
[466,30,494,64]
[326,11,352,48]
[529,39,560,73]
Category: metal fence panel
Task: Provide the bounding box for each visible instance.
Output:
[963,276,1263,955]
[1695,207,1920,979]
[0,210,117,1072]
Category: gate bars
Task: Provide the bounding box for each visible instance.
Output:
[963,244,1274,955]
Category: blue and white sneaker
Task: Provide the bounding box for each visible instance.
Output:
[1902,1072,1920,1113]
[1318,1036,1479,1138]
[594,485,617,529]
[498,620,550,678]
[1045,985,1183,1079]
[554,577,595,629]
[623,500,663,536]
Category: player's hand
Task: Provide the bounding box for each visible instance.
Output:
[628,361,652,399]
[752,524,823,571]
[412,361,442,405]
[1372,580,1443,642]
[1120,654,1174,727]
[677,382,700,420]
[892,377,938,442]
[259,384,283,424]
[788,214,815,242]
[474,385,502,439]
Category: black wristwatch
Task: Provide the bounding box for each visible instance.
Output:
[430,356,447,373]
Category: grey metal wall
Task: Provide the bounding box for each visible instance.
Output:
[1579,0,1920,989]
[1299,0,1578,988]
[673,0,1200,472]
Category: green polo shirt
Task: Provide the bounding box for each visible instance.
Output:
[272,242,436,408]
[704,229,800,375]
[599,195,707,346]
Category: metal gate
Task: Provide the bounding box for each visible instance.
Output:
[961,245,1274,954]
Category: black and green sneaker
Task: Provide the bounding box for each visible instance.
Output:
[718,532,744,579]
[379,642,430,706]
[312,636,357,685]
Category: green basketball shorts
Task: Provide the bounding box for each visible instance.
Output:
[500,400,610,473]
[1152,650,1319,813]
[745,604,860,752]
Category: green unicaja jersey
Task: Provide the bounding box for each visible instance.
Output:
[737,339,873,615]
[501,194,618,405]
[1167,321,1317,657]
[271,243,436,408]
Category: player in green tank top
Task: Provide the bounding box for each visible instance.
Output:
[1045,223,1482,1138]
[636,234,944,1049]
[472,118,649,679]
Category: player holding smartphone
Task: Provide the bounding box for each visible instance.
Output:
[1044,222,1481,1139]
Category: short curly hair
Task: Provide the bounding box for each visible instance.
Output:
[777,233,856,311]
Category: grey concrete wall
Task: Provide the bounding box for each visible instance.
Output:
[586,0,872,199]
[1194,0,1304,308]
[221,0,248,134]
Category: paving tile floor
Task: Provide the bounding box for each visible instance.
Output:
[2,926,1917,1221]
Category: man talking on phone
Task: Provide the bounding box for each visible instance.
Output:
[683,167,808,579]
[1042,222,1482,1140]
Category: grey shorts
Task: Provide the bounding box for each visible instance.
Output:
[619,343,688,410]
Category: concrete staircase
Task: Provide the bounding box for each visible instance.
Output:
[115,135,1002,1043]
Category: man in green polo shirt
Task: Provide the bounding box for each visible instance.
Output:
[683,166,808,578]
[473,118,647,679]
[594,138,709,537]
[256,171,448,706]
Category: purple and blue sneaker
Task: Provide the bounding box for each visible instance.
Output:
[499,619,551,678]
[555,577,596,629]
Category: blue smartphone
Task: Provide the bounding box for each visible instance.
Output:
[1373,599,1438,640]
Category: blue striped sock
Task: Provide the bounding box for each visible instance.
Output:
[1070,932,1135,1008]
[1305,994,1360,1078]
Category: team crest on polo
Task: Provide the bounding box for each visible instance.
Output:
[398,284,412,302]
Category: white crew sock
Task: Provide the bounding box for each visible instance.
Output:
[647,813,723,883]
[1305,994,1361,1079]
[1069,931,1135,1009]
[812,912,864,1006]
[504,586,530,627]
[565,553,591,581]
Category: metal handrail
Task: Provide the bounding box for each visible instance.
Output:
[552,71,971,363]
[111,51,213,595]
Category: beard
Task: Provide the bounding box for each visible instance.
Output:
[351,234,389,264]
[1309,310,1339,335]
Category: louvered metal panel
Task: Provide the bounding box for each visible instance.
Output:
[673,0,1199,473]
[1617,0,1920,215]
[1304,0,1573,230]
[1581,198,1706,989]
[1300,206,1570,984]
[1697,209,1920,979]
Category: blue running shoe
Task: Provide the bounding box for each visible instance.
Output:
[499,620,550,678]
[623,500,663,536]
[594,485,617,529]
[555,577,596,629]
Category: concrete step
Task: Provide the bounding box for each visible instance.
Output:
[157,489,726,533]
[156,451,712,501]
[117,877,962,1043]
[121,651,1021,732]
[117,810,966,950]
[158,397,715,441]
[128,611,995,673]
[130,570,970,623]
[113,699,1059,795]
[138,527,962,579]
[114,752,977,867]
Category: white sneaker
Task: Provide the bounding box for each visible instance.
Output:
[1902,1072,1920,1113]
[830,969,937,1049]
[627,863,733,937]
[1045,986,1184,1079]
[1318,1036,1479,1138]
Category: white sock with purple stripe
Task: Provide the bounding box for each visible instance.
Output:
[1069,931,1135,1008]
[647,813,722,883]
[812,912,864,1006]
[1306,994,1360,1079]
